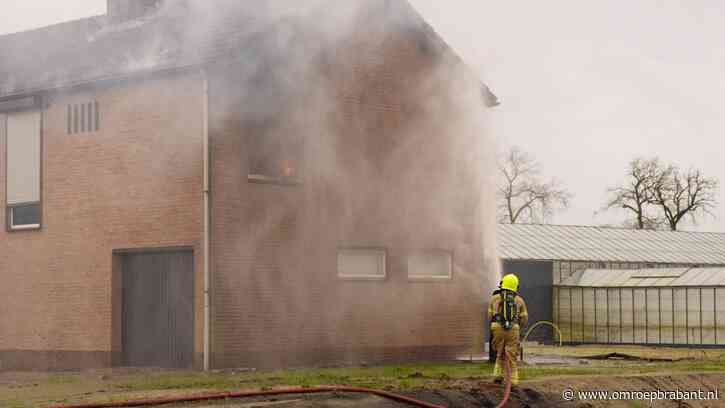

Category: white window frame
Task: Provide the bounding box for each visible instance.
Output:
[407,250,453,281]
[3,105,42,232]
[8,204,41,231]
[337,248,387,280]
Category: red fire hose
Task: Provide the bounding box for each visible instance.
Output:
[49,385,446,408]
[494,350,513,408]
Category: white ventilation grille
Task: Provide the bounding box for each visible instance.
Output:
[68,101,99,134]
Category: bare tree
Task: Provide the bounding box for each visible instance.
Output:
[605,157,719,231]
[603,157,667,229]
[652,166,719,231]
[497,147,571,224]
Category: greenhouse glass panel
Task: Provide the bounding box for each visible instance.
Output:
[633,288,647,343]
[608,288,622,343]
[659,288,674,345]
[571,287,584,342]
[701,288,716,345]
[620,288,635,344]
[552,265,725,346]
[686,288,701,345]
[673,288,688,344]
[646,288,660,344]
[559,288,573,342]
[716,288,725,345]
[594,288,608,342]
[582,288,596,342]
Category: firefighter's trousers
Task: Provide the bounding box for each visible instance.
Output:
[491,322,520,385]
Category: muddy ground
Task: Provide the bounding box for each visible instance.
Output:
[3,345,725,407]
[159,374,723,408]
[160,386,574,408]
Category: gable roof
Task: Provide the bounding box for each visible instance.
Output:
[0,0,493,103]
[498,223,725,265]
[0,2,287,98]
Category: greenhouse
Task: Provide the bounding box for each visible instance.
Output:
[555,267,725,346]
[498,224,725,343]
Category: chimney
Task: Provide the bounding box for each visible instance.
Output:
[107,0,163,23]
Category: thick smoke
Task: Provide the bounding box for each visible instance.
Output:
[161,0,498,366]
[0,0,499,368]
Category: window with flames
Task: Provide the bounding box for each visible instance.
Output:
[247,117,303,183]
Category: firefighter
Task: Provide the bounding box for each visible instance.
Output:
[488,280,502,363]
[487,273,528,386]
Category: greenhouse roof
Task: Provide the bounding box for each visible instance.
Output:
[498,224,725,265]
[558,267,725,287]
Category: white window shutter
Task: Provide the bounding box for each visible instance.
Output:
[7,110,41,205]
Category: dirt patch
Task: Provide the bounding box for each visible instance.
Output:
[578,352,695,363]
[8,373,725,407]
[525,372,724,407]
[521,354,590,366]
[525,344,725,362]
[4,347,725,408]
[406,386,577,408]
[159,387,577,408]
[170,393,410,407]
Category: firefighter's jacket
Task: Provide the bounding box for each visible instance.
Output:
[487,291,528,330]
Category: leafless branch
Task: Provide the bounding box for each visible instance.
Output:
[652,166,719,231]
[603,157,667,229]
[497,146,571,224]
[605,157,719,231]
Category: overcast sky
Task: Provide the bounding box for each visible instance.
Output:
[2,1,725,231]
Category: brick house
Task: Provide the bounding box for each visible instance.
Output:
[0,0,497,370]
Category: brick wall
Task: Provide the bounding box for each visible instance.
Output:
[0,3,495,371]
[208,8,492,369]
[0,72,205,370]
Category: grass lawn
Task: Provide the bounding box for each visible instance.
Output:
[4,345,725,407]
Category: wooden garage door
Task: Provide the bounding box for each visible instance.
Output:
[121,251,194,368]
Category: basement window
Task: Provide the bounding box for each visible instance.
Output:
[407,251,452,280]
[8,203,41,230]
[4,109,42,231]
[337,248,386,280]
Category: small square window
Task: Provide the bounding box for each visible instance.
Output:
[248,134,303,183]
[408,251,452,280]
[8,203,41,231]
[337,248,386,279]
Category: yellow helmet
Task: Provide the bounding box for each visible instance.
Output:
[500,273,519,292]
